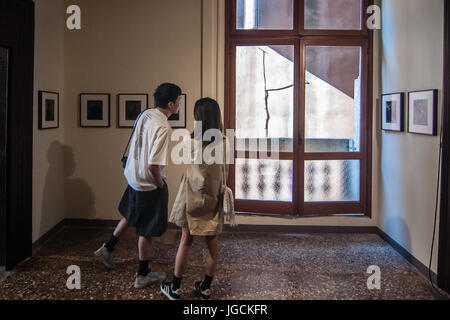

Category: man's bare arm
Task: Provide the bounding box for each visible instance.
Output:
[148,165,164,188]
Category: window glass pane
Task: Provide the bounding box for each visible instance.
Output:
[236,45,294,153]
[237,0,294,30]
[305,0,362,30]
[305,46,361,153]
[305,160,360,202]
[236,159,293,202]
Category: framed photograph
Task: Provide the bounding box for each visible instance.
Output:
[168,93,186,128]
[80,93,110,128]
[117,94,149,128]
[38,91,59,130]
[408,89,438,136]
[381,92,404,132]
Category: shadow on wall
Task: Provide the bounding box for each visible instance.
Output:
[40,141,96,236]
[40,141,65,236]
[63,143,96,219]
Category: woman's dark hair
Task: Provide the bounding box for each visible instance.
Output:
[153,83,182,109]
[191,98,222,145]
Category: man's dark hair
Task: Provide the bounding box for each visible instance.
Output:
[153,83,182,109]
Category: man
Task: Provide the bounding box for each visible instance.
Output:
[94,83,182,289]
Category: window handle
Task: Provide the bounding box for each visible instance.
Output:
[298,132,303,145]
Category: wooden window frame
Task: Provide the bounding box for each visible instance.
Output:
[225,0,373,217]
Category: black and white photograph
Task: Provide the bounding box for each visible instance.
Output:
[38,91,59,130]
[168,93,186,128]
[382,92,404,132]
[80,93,110,127]
[408,89,438,136]
[117,94,148,128]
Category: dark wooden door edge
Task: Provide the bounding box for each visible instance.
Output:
[438,0,450,294]
[1,0,34,271]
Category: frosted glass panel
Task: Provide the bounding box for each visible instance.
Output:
[304,160,360,202]
[237,0,294,30]
[305,46,361,152]
[236,159,293,202]
[305,0,362,30]
[236,45,294,152]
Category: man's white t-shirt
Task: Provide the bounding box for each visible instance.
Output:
[124,108,171,192]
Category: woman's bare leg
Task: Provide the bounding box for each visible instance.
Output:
[205,235,219,276]
[174,228,194,277]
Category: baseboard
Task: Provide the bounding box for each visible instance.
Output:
[376,228,438,284]
[32,219,66,253]
[31,218,438,284]
[221,224,379,234]
[64,218,120,228]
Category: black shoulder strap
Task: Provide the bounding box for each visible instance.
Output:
[122,111,145,158]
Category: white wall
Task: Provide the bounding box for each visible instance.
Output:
[379,0,444,272]
[63,0,202,220]
[33,0,66,242]
[31,0,380,232]
[32,0,390,242]
[31,0,445,276]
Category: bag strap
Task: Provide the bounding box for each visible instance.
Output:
[221,137,228,189]
[122,111,145,159]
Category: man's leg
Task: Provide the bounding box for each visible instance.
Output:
[135,235,165,288]
[114,218,129,237]
[105,218,129,252]
[138,235,153,276]
[94,218,129,269]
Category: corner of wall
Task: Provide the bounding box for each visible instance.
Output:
[33,0,67,242]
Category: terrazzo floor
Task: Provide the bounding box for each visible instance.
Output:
[0,226,447,300]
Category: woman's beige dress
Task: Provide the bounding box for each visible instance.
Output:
[169,138,229,236]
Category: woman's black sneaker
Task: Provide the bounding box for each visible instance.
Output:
[194,281,211,299]
[160,280,182,300]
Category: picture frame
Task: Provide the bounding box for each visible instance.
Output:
[168,93,186,128]
[381,92,405,132]
[117,93,149,128]
[408,89,438,136]
[80,93,110,128]
[38,91,59,130]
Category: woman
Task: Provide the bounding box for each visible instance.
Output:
[161,97,232,300]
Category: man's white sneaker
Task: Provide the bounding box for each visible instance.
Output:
[134,272,167,289]
[94,243,115,269]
